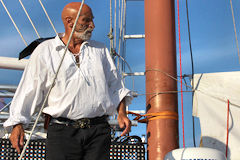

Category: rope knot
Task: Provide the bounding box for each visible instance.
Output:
[107,29,114,40]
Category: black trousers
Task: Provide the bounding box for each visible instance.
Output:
[46,122,111,160]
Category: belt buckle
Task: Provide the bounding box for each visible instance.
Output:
[74,118,90,129]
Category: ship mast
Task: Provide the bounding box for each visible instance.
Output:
[145,0,179,159]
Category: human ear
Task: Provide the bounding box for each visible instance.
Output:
[66,17,73,28]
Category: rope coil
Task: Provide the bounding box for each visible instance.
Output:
[128,111,178,123]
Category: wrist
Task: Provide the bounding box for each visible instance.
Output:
[118,109,126,114]
[13,124,23,129]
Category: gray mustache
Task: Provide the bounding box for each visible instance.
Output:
[85,28,93,33]
[77,24,93,32]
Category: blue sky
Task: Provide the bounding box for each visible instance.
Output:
[0,0,240,149]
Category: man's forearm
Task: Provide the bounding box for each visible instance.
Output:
[117,98,131,136]
[117,98,127,115]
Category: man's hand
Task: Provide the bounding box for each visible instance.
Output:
[117,98,131,136]
[117,113,131,136]
[9,124,25,154]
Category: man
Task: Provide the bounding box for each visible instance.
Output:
[4,2,132,160]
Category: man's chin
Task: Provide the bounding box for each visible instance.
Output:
[82,34,92,41]
[74,34,91,41]
[82,36,91,41]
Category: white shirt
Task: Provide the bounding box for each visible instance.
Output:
[4,34,132,128]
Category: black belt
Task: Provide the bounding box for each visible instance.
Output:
[50,115,108,129]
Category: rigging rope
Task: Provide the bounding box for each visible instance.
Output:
[19,1,85,159]
[122,0,127,72]
[145,69,192,89]
[108,0,114,56]
[133,68,240,111]
[225,99,230,158]
[229,0,240,64]
[0,101,11,112]
[18,0,40,38]
[116,0,121,69]
[0,0,28,46]
[117,0,124,69]
[177,0,185,148]
[113,50,135,91]
[38,0,58,35]
[114,0,117,49]
[118,0,121,51]
[185,0,196,147]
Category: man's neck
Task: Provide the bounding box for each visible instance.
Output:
[61,35,84,54]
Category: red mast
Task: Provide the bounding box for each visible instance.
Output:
[145,0,179,159]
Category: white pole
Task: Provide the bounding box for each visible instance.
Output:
[0,56,28,70]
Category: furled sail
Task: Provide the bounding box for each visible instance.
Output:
[192,71,240,159]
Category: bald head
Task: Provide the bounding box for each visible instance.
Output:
[61,2,95,41]
[61,2,92,22]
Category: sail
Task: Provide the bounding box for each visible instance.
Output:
[193,71,240,159]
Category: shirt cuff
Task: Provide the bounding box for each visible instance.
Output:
[3,117,29,133]
[117,88,133,107]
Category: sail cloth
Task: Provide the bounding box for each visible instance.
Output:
[19,37,54,60]
[192,71,240,159]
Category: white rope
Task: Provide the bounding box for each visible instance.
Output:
[19,1,85,159]
[18,0,40,38]
[114,51,135,91]
[118,0,121,37]
[118,0,123,54]
[114,0,117,49]
[116,0,121,70]
[0,101,11,112]
[122,0,127,71]
[38,0,58,35]
[0,0,28,46]
[117,0,124,69]
[229,0,240,64]
[109,0,112,35]
[145,69,192,89]
[108,0,114,56]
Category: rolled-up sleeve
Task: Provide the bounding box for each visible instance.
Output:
[103,47,133,108]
